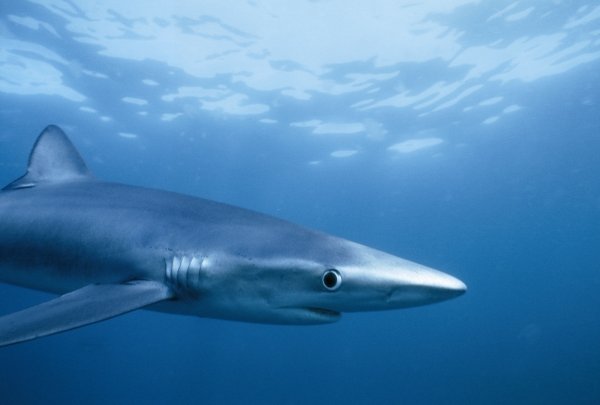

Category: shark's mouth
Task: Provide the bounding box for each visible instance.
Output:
[279,306,341,324]
[300,307,341,323]
[306,307,340,317]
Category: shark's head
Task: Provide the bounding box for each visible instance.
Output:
[186,232,466,324]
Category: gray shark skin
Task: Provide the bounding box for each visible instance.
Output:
[0,125,466,346]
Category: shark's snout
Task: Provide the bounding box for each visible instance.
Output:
[389,272,466,306]
[331,243,467,312]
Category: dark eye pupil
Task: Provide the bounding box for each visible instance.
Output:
[322,269,341,290]
[323,272,337,288]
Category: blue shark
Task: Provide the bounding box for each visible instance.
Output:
[0,125,465,346]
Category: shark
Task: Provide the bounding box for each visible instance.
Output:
[0,125,466,347]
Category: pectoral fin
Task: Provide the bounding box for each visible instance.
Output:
[0,280,173,347]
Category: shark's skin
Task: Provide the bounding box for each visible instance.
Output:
[0,125,466,345]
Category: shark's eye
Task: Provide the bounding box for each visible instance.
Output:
[322,269,342,291]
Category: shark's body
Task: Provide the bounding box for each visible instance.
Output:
[0,125,465,346]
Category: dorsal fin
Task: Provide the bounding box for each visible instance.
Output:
[3,125,92,190]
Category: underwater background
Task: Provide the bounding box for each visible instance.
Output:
[1,1,599,404]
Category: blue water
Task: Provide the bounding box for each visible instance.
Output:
[1,1,599,403]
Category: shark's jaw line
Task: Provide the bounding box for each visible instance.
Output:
[277,307,342,324]
[0,125,466,346]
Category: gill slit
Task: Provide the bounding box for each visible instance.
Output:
[165,254,204,291]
